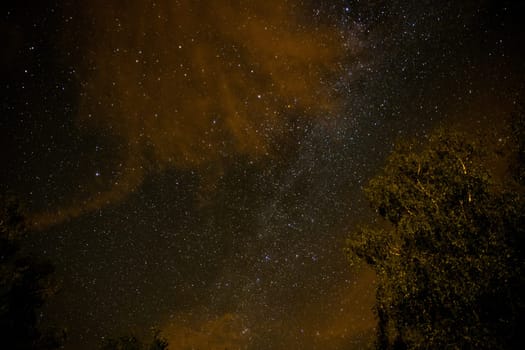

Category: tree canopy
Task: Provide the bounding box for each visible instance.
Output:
[100,331,168,350]
[0,197,64,349]
[346,131,525,349]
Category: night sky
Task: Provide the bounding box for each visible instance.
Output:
[2,1,524,349]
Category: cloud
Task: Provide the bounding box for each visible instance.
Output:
[31,0,360,228]
[161,312,250,349]
[159,268,376,349]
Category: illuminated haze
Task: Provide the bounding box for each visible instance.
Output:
[31,0,360,228]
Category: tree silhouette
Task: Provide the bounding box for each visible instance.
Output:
[100,331,168,350]
[0,197,63,349]
[347,131,525,349]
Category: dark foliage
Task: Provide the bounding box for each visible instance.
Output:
[100,331,168,350]
[347,130,525,349]
[0,197,63,349]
